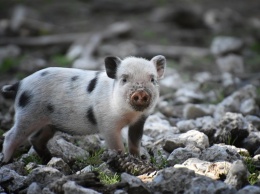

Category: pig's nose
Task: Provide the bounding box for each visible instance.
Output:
[131,90,150,106]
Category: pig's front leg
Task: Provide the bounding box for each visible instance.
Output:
[128,116,147,156]
[102,125,125,153]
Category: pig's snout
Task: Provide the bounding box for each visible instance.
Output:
[130,90,151,111]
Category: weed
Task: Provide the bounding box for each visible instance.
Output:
[0,57,20,73]
[98,171,120,185]
[22,154,42,165]
[73,149,104,170]
[150,150,168,169]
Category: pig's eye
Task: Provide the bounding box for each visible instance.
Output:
[122,78,127,83]
[151,77,156,84]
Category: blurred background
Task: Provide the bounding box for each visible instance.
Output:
[0,0,260,124]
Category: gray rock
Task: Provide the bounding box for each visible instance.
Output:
[27,182,42,194]
[167,146,201,165]
[144,114,178,140]
[18,56,47,73]
[214,85,258,121]
[163,139,185,153]
[214,112,251,146]
[47,157,71,175]
[121,173,150,194]
[151,167,196,193]
[204,8,243,33]
[175,85,205,104]
[48,134,89,164]
[42,187,56,194]
[241,132,260,155]
[26,166,63,188]
[114,190,128,194]
[245,115,260,129]
[210,36,243,56]
[63,181,101,194]
[175,158,231,180]
[179,130,209,149]
[176,119,196,133]
[216,54,244,74]
[185,176,237,194]
[0,167,27,192]
[237,185,260,194]
[200,144,242,162]
[183,103,215,119]
[225,160,248,190]
[0,44,21,63]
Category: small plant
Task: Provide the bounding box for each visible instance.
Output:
[22,154,42,165]
[73,149,104,171]
[240,153,260,185]
[98,171,120,185]
[150,150,168,169]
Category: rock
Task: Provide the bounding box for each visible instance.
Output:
[160,70,184,91]
[204,8,243,33]
[185,176,237,194]
[245,115,260,129]
[210,36,244,56]
[237,185,260,194]
[175,84,206,104]
[62,181,101,194]
[26,166,63,188]
[167,146,201,165]
[48,134,89,164]
[72,57,100,70]
[216,54,244,74]
[214,85,258,121]
[200,144,242,163]
[175,158,231,180]
[144,114,178,140]
[241,132,260,155]
[0,44,21,63]
[151,167,196,193]
[0,167,27,192]
[193,71,212,83]
[47,157,72,175]
[221,72,241,88]
[225,160,248,190]
[163,139,185,153]
[121,173,150,194]
[176,116,216,142]
[183,103,215,119]
[27,182,42,194]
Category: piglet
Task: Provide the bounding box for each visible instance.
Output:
[1,55,166,163]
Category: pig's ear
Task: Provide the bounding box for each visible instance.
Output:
[105,56,122,79]
[151,55,166,79]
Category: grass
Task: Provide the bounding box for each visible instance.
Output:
[150,150,168,169]
[0,57,21,74]
[240,152,260,185]
[98,171,120,185]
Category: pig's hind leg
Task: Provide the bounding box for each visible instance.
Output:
[2,115,49,163]
[30,125,56,164]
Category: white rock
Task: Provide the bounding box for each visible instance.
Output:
[47,157,71,175]
[27,182,42,194]
[224,160,248,190]
[210,36,243,56]
[216,54,244,74]
[175,158,231,180]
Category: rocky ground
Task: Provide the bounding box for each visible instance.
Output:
[0,0,260,193]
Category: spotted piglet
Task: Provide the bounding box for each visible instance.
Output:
[1,55,166,164]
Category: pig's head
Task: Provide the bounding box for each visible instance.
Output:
[105,55,166,113]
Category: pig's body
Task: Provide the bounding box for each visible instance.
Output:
[1,56,166,163]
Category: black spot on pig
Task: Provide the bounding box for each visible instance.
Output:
[47,103,54,113]
[86,107,97,125]
[19,91,32,108]
[71,75,79,81]
[87,73,99,93]
[1,82,20,99]
[41,71,49,76]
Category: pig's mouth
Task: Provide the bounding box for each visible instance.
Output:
[129,89,152,112]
